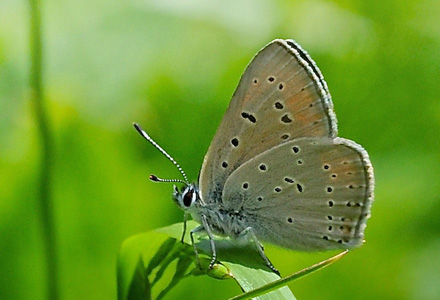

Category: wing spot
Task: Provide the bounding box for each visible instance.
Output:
[331,174,337,178]
[323,164,330,170]
[278,83,284,90]
[274,102,284,109]
[327,215,333,220]
[268,76,275,82]
[328,200,334,207]
[231,138,239,147]
[275,187,282,193]
[281,114,293,123]
[284,177,294,183]
[253,78,258,84]
[296,184,303,193]
[287,217,293,223]
[241,112,257,123]
[346,202,352,207]
[297,159,303,165]
[348,184,354,189]
[328,226,333,231]
[281,134,289,140]
[259,164,267,171]
[327,187,333,193]
[242,182,249,189]
[221,161,228,168]
[323,236,329,240]
[257,196,263,201]
[292,146,300,153]
[338,240,343,244]
[309,103,314,107]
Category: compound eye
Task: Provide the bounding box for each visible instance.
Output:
[182,189,194,207]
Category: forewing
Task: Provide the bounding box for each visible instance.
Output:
[221,137,374,251]
[199,39,337,204]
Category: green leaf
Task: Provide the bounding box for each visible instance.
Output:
[127,257,150,300]
[228,250,348,300]
[117,231,165,300]
[156,255,193,300]
[118,221,298,300]
[145,238,177,276]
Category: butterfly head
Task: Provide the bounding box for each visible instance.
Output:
[172,183,201,211]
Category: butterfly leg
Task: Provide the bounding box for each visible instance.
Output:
[200,214,217,269]
[190,225,204,269]
[180,212,188,243]
[240,227,280,275]
[190,216,217,270]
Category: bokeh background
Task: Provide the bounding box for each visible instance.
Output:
[1,0,440,299]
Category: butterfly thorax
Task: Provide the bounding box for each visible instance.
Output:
[175,183,249,238]
[196,205,249,238]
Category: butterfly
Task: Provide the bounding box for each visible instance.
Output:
[134,39,374,275]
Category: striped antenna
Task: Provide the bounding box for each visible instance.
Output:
[133,123,189,184]
[149,174,187,185]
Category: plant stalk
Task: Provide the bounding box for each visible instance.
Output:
[29,0,59,299]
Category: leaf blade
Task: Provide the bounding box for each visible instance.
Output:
[118,222,297,300]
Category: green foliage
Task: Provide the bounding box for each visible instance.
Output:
[117,222,346,299]
[118,221,295,300]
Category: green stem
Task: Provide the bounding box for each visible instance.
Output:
[29,1,59,299]
[229,250,348,300]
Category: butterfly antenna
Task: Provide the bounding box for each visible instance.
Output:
[133,123,189,184]
[149,174,187,184]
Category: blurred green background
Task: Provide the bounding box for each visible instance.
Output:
[1,0,440,299]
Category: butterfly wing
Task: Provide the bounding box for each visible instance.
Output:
[199,39,337,204]
[221,137,374,250]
